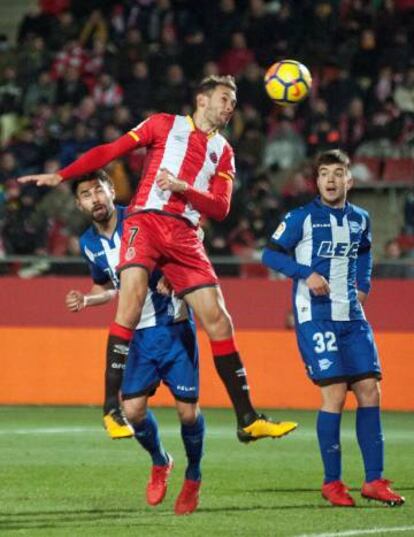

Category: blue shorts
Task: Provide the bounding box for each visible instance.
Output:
[121,320,199,402]
[295,319,381,386]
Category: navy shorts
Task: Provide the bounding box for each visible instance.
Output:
[295,319,382,385]
[121,320,199,402]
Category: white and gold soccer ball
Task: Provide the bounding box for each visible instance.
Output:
[264,59,312,106]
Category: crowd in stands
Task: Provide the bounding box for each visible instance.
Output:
[0,0,413,271]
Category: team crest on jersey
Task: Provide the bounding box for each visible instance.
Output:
[209,152,218,164]
[272,222,286,240]
[349,221,361,233]
[125,247,136,261]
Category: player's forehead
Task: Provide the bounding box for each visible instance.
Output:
[77,178,106,195]
[318,163,348,175]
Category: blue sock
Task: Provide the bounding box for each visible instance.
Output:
[181,414,205,482]
[317,411,342,484]
[132,410,168,466]
[356,406,383,483]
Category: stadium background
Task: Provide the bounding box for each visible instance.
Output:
[0,0,413,411]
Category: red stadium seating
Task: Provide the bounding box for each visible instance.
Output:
[353,156,382,181]
[382,158,414,183]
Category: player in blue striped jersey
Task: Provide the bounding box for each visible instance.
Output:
[65,171,204,515]
[262,150,404,507]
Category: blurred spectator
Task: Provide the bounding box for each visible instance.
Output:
[48,10,80,50]
[23,70,56,115]
[394,66,414,114]
[8,129,45,175]
[373,238,414,278]
[218,32,255,77]
[79,9,108,49]
[263,111,306,170]
[123,61,153,117]
[17,4,53,43]
[154,63,188,114]
[0,66,23,114]
[113,29,148,84]
[339,97,367,155]
[92,72,123,109]
[281,169,315,212]
[210,0,243,56]
[59,123,97,167]
[55,66,88,106]
[17,36,50,86]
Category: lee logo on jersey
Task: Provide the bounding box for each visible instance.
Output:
[317,241,359,259]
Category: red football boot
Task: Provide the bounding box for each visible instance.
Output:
[361,478,405,506]
[322,480,356,507]
[146,454,174,506]
[174,479,201,516]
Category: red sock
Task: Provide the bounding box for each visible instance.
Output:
[109,321,133,342]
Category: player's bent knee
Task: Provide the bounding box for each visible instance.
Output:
[176,403,198,425]
[123,399,147,424]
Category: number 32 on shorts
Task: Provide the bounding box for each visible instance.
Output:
[313,331,338,354]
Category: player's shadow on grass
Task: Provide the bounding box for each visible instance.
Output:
[198,504,383,513]
[243,485,414,494]
[0,508,171,531]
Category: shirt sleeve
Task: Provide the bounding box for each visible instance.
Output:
[58,115,164,181]
[356,214,372,293]
[262,210,314,280]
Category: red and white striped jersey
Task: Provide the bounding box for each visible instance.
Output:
[127,113,235,225]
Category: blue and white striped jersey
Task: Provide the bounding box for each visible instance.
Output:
[79,205,189,329]
[263,198,372,324]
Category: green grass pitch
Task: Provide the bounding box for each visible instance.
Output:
[0,407,413,537]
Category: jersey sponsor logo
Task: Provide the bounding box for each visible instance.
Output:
[318,358,333,371]
[272,221,286,240]
[349,221,361,233]
[113,344,129,356]
[317,240,359,259]
[312,223,331,228]
[176,385,196,392]
[125,247,136,261]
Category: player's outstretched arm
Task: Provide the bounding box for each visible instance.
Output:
[18,173,63,187]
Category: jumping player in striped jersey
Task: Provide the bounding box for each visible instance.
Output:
[262,149,404,507]
[66,171,204,515]
[19,75,297,443]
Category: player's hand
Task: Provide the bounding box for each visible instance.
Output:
[357,290,367,304]
[156,168,187,193]
[65,290,85,312]
[306,272,330,296]
[17,173,63,187]
[156,276,173,296]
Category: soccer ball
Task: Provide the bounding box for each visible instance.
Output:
[264,60,312,106]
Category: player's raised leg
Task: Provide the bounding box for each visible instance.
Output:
[184,286,298,442]
[123,395,173,506]
[353,378,405,506]
[174,402,204,515]
[103,266,149,437]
